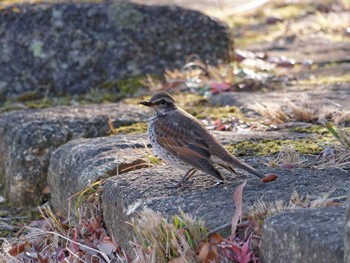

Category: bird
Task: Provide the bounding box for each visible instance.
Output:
[140,91,265,188]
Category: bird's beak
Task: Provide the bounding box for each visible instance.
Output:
[139,100,153,107]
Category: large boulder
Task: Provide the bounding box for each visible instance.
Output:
[0,1,233,101]
[261,207,345,263]
[0,103,147,205]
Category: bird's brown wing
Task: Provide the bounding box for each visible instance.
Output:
[154,114,224,181]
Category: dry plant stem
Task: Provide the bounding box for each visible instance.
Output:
[206,221,251,236]
[24,227,112,263]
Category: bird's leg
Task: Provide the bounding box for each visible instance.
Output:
[170,168,197,188]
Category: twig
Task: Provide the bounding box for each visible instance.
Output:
[25,227,111,263]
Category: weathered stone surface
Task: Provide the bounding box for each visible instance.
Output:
[101,156,350,252]
[345,191,350,263]
[0,103,147,205]
[247,12,350,65]
[260,207,345,263]
[47,129,309,214]
[48,134,150,214]
[0,1,233,101]
[208,82,350,111]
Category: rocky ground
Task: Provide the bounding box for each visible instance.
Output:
[0,0,349,262]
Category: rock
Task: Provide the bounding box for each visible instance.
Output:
[260,207,345,263]
[207,82,350,111]
[0,103,147,206]
[345,191,350,263]
[48,134,150,215]
[47,129,312,213]
[101,155,349,252]
[0,1,233,101]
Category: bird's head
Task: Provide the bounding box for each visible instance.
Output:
[140,91,177,115]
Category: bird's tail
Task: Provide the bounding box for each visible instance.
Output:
[226,155,265,179]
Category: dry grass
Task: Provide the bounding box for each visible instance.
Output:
[1,183,128,262]
[269,144,303,168]
[313,122,350,170]
[251,103,289,124]
[247,190,343,237]
[129,209,207,263]
[141,58,277,95]
[251,96,349,125]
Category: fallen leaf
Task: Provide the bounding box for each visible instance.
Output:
[231,181,246,237]
[196,242,219,263]
[8,242,32,256]
[262,173,278,182]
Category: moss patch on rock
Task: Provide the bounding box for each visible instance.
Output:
[112,122,148,134]
[288,125,329,134]
[184,105,244,120]
[227,138,323,156]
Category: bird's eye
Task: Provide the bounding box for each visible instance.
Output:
[159,99,166,105]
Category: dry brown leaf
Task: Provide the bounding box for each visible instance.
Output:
[231,181,246,237]
[208,233,223,245]
[8,242,32,256]
[262,173,278,182]
[196,242,219,263]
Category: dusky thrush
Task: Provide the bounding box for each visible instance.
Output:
[140,91,266,187]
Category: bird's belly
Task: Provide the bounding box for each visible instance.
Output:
[148,126,190,170]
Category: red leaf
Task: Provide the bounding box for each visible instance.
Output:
[210,82,232,94]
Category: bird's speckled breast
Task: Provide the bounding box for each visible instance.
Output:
[148,117,190,170]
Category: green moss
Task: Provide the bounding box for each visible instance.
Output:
[113,122,148,134]
[25,97,72,109]
[297,74,350,85]
[98,75,145,94]
[289,125,329,134]
[270,4,307,19]
[235,25,281,46]
[17,91,41,102]
[0,75,151,112]
[185,105,243,120]
[227,138,323,156]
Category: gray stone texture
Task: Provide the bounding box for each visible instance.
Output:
[101,166,349,253]
[47,129,312,213]
[261,207,345,263]
[0,1,233,101]
[48,134,150,214]
[0,103,147,205]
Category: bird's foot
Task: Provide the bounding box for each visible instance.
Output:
[167,179,194,189]
[214,180,225,186]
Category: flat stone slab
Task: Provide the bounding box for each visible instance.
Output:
[101,156,350,252]
[209,82,350,111]
[48,134,150,215]
[48,130,310,213]
[260,207,345,263]
[0,103,147,205]
[0,1,232,101]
